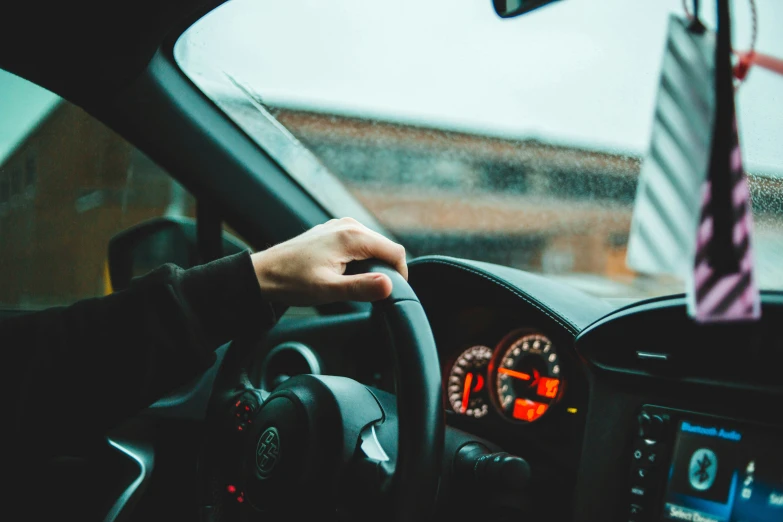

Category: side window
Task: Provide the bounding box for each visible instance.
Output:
[0,69,195,309]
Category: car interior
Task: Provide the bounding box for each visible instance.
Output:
[0,1,781,522]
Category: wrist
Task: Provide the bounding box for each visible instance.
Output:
[250,250,276,298]
[251,250,291,316]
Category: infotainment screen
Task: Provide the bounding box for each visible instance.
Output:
[660,417,783,522]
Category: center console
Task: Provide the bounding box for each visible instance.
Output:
[626,405,783,522]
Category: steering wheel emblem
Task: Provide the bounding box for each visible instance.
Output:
[256,427,281,477]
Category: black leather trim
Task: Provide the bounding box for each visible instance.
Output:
[359,261,442,521]
[380,300,442,520]
[348,260,420,304]
[409,256,613,336]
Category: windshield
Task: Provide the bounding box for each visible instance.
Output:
[175,0,783,300]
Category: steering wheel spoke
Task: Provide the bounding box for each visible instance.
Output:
[202,261,443,521]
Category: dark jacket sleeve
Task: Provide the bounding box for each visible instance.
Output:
[1,250,278,456]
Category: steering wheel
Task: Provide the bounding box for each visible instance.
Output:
[201,261,444,521]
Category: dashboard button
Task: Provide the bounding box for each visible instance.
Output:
[630,504,644,515]
[635,467,650,480]
[638,412,652,439]
[647,449,660,467]
[648,414,666,440]
[630,485,647,498]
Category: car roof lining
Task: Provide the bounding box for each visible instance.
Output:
[0,0,223,109]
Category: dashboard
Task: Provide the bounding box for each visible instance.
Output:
[246,255,783,522]
[446,329,563,422]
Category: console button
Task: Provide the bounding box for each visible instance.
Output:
[646,448,661,467]
[632,442,646,461]
[648,414,666,440]
[630,504,644,515]
[630,485,647,499]
[638,412,652,439]
[634,467,650,480]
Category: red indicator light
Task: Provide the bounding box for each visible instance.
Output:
[244,405,250,412]
[473,374,485,392]
[512,399,548,421]
[536,377,560,399]
[237,425,243,431]
[236,496,244,503]
[235,400,241,407]
[226,484,236,494]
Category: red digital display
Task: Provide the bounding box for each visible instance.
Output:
[513,399,548,421]
[536,377,560,399]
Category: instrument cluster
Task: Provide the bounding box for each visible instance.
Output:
[445,329,565,424]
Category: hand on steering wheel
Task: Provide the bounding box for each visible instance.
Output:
[251,217,408,305]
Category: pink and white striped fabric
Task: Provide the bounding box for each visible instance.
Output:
[688,117,761,322]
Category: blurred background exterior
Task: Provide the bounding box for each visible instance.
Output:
[1,0,782,308]
[1,89,780,308]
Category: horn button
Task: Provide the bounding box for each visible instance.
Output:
[243,375,385,511]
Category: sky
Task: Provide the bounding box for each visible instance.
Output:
[2,1,780,174]
[0,69,59,165]
[178,0,783,176]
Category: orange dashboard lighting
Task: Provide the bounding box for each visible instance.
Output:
[461,372,473,413]
[513,399,548,421]
[473,374,485,392]
[498,368,531,381]
[536,377,560,399]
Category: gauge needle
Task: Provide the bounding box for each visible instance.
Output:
[498,368,531,381]
[461,372,473,413]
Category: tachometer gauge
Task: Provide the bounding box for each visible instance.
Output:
[447,345,492,418]
[493,332,562,423]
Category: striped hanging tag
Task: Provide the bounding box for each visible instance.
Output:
[687,115,760,322]
[626,16,715,278]
[685,0,760,323]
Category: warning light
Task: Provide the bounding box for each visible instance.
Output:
[567,407,578,414]
[536,377,560,399]
[513,399,548,421]
[237,495,244,503]
[226,484,237,494]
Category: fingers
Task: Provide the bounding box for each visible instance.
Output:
[333,219,408,280]
[363,228,408,280]
[330,273,394,302]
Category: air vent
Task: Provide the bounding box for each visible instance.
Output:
[260,342,322,390]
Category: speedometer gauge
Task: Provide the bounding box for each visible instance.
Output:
[447,345,492,418]
[493,332,562,423]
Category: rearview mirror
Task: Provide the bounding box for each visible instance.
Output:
[492,0,561,18]
[108,217,250,292]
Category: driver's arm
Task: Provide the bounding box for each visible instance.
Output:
[1,218,406,455]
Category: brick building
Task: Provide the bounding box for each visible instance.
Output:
[1,98,780,307]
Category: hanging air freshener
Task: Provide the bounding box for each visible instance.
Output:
[626,13,716,278]
[686,0,760,322]
[626,0,761,322]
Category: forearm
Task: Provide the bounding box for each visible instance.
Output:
[2,251,274,454]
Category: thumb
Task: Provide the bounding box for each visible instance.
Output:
[334,273,393,302]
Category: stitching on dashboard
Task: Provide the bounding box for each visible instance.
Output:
[411,258,580,336]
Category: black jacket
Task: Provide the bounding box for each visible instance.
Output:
[2,251,276,458]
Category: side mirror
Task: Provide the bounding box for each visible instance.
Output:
[492,0,561,18]
[108,217,250,292]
